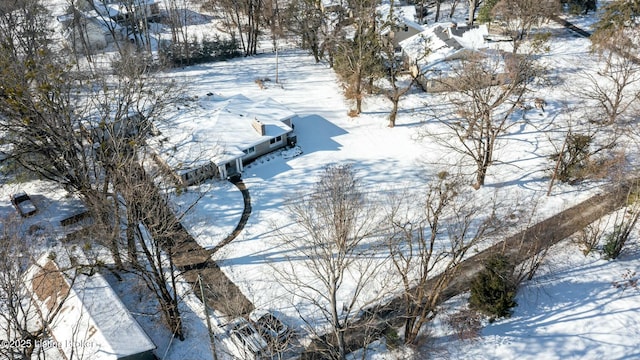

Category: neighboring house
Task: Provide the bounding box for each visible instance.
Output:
[89,0,161,22]
[150,94,297,186]
[24,254,156,360]
[57,10,130,53]
[320,0,348,15]
[399,22,489,92]
[378,3,425,49]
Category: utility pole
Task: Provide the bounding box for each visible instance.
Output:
[199,274,218,360]
[275,45,279,84]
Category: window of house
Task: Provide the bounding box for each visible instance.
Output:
[269,136,283,146]
[243,146,255,155]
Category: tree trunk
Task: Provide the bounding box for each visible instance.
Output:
[355,74,363,114]
[389,98,399,127]
[468,0,477,25]
[330,285,347,359]
[166,298,185,341]
[404,302,418,344]
[475,158,489,189]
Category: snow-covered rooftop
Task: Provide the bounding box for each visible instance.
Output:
[151,94,295,174]
[25,255,156,360]
[377,3,422,35]
[400,22,489,75]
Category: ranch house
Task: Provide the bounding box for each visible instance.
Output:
[150,94,297,186]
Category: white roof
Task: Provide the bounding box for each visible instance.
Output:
[377,3,422,36]
[321,0,344,9]
[400,23,489,76]
[92,0,157,17]
[25,255,156,360]
[152,94,295,173]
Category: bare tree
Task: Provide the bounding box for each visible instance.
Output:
[491,0,560,53]
[274,165,387,359]
[283,0,324,62]
[577,52,640,126]
[164,0,193,64]
[262,0,284,51]
[434,51,537,188]
[0,217,96,360]
[385,171,501,344]
[602,183,640,260]
[467,0,480,26]
[0,0,125,266]
[378,0,422,128]
[0,0,192,342]
[449,0,462,19]
[202,0,263,56]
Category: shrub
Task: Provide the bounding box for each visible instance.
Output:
[562,0,596,15]
[602,223,634,260]
[469,254,518,320]
[574,221,605,256]
[446,307,483,341]
[602,195,640,260]
[383,326,400,350]
[159,35,240,67]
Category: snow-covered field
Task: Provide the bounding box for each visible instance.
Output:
[158,20,639,360]
[3,0,640,359]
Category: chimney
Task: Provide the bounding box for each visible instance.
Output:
[252,118,265,136]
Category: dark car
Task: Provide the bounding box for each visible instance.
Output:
[11,192,37,217]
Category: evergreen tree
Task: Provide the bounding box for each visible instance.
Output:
[591,0,640,54]
[477,0,498,24]
[469,254,518,319]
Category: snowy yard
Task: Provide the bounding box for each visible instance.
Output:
[2,0,640,358]
[163,17,639,359]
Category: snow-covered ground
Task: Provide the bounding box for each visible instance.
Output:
[3,0,640,358]
[161,8,639,360]
[432,242,640,360]
[155,28,634,360]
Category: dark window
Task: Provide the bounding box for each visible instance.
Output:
[270,136,283,145]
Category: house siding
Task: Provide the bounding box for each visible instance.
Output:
[242,132,290,164]
[180,162,219,186]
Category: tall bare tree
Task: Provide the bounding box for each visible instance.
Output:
[274,165,387,359]
[576,54,640,126]
[434,51,537,188]
[283,0,324,62]
[386,171,501,344]
[467,0,480,26]
[164,0,193,63]
[202,0,263,56]
[378,0,422,128]
[0,0,192,342]
[491,0,559,53]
